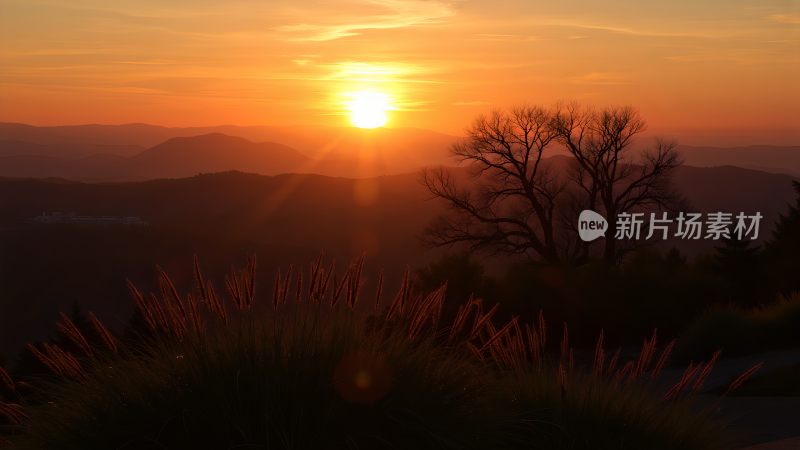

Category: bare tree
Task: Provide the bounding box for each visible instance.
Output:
[424,103,683,265]
[422,106,566,263]
[551,104,682,263]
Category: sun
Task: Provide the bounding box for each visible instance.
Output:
[347,91,391,128]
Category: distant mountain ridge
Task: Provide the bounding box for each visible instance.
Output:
[677,145,800,176]
[128,134,311,179]
[0,139,144,158]
[0,163,794,237]
[0,122,458,162]
[1,122,799,180]
[0,133,405,180]
[0,134,314,180]
[0,123,461,179]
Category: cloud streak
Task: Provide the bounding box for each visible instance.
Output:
[768,13,800,25]
[569,72,629,86]
[275,0,456,41]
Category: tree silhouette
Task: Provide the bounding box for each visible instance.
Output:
[714,234,763,307]
[422,106,565,262]
[551,104,682,263]
[423,103,682,264]
[765,180,800,296]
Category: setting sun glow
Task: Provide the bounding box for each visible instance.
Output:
[347,91,391,128]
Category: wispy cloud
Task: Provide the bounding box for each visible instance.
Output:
[316,61,439,84]
[768,13,800,25]
[665,48,795,65]
[513,16,737,39]
[469,33,538,42]
[452,100,491,106]
[569,72,629,86]
[275,0,456,41]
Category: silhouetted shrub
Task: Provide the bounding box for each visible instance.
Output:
[4,258,742,449]
[14,311,499,450]
[764,181,800,296]
[497,371,735,450]
[415,252,497,323]
[495,250,727,346]
[674,293,800,361]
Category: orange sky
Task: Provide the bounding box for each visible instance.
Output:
[0,0,798,137]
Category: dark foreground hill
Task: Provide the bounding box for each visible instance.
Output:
[0,171,438,359]
[0,165,796,361]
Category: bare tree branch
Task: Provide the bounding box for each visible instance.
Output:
[424,103,683,265]
[422,106,562,262]
[552,105,683,263]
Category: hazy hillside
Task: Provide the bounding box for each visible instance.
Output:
[0,123,191,148]
[0,139,144,158]
[0,134,324,180]
[678,145,800,176]
[0,154,131,181]
[127,134,312,179]
[0,164,794,248]
[4,123,800,181]
[0,123,457,172]
[0,132,455,180]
